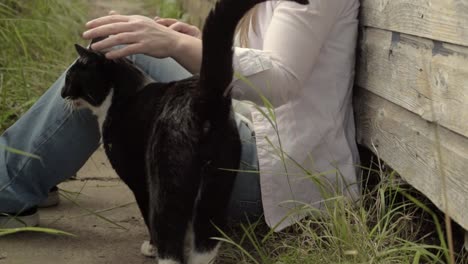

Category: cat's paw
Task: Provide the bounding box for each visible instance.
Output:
[140,240,157,258]
[187,245,219,264]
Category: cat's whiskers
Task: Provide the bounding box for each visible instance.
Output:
[68,99,76,113]
[63,97,76,114]
[77,107,87,121]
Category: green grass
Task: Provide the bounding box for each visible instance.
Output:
[0,0,88,132]
[215,75,467,263]
[215,165,467,264]
[0,226,75,237]
[143,0,184,19]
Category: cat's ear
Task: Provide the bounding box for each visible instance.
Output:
[90,36,108,47]
[74,44,93,58]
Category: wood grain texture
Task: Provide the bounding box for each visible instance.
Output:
[355,89,468,230]
[356,28,468,138]
[360,0,468,46]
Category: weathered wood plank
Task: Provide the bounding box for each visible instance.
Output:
[357,28,468,138]
[355,89,468,230]
[360,0,468,46]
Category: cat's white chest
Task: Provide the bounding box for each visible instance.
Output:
[90,89,114,135]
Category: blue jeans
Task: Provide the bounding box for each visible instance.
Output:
[0,55,262,222]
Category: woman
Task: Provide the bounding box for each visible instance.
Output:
[0,0,360,231]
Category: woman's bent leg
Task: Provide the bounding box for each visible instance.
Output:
[0,70,100,213]
[227,114,263,223]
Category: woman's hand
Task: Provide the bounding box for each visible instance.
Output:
[83,14,185,59]
[83,12,203,74]
[155,18,202,39]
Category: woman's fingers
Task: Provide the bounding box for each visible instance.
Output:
[90,32,138,51]
[156,18,201,38]
[82,14,180,58]
[85,15,130,29]
[169,22,187,32]
[169,22,201,38]
[105,43,144,59]
[83,22,136,40]
[155,18,178,26]
[108,10,119,15]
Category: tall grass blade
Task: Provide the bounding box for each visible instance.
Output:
[0,144,40,160]
[0,227,75,237]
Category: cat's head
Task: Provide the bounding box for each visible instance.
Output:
[62,43,151,113]
[61,44,114,109]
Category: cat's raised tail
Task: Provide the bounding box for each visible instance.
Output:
[198,0,309,116]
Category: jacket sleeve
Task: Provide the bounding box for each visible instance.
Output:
[231,0,342,107]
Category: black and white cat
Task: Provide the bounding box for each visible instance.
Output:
[61,0,307,263]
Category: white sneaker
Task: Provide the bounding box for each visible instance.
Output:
[0,186,59,229]
[0,207,39,228]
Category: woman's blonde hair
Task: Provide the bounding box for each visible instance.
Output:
[236,6,260,47]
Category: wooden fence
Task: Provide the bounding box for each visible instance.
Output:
[355,0,468,231]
